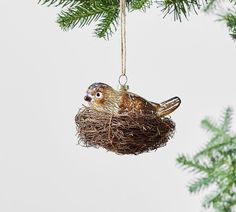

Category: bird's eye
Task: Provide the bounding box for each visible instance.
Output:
[96,92,102,98]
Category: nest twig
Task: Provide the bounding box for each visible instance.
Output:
[75,106,175,155]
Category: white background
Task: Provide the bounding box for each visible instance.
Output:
[0,1,236,212]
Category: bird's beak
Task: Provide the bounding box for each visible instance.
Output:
[84,95,92,102]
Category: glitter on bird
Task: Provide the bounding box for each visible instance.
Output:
[83,82,181,117]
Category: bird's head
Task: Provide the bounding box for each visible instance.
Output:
[84,82,118,111]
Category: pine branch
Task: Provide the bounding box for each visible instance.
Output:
[130,0,153,11]
[188,175,215,193]
[57,1,119,38]
[194,136,233,159]
[202,190,223,209]
[58,4,103,29]
[202,182,235,211]
[177,107,236,212]
[176,154,210,173]
[202,0,236,41]
[194,108,235,160]
[220,12,236,40]
[95,7,119,38]
[203,0,218,12]
[157,0,201,21]
[201,118,220,134]
[39,0,236,40]
[39,0,208,38]
[221,107,233,132]
[39,0,80,7]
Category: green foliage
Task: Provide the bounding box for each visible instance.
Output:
[221,12,236,40]
[56,1,119,38]
[158,0,201,21]
[39,0,236,40]
[39,0,207,39]
[177,107,236,212]
[40,0,79,7]
[203,0,236,41]
[94,7,119,38]
[130,0,152,11]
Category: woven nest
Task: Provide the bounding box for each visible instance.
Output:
[75,106,175,155]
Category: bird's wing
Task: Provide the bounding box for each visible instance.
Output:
[119,91,157,114]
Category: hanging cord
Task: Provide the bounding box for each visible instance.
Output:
[119,0,128,88]
[120,0,126,76]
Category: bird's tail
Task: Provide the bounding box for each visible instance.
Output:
[152,97,181,117]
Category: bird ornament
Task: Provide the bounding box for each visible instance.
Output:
[84,82,181,117]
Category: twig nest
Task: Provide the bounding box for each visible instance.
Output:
[75,106,175,155]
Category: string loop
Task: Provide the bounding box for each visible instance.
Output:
[118,74,128,86]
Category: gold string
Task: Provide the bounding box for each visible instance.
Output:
[120,0,126,76]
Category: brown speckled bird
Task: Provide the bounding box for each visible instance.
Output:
[84,82,181,117]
